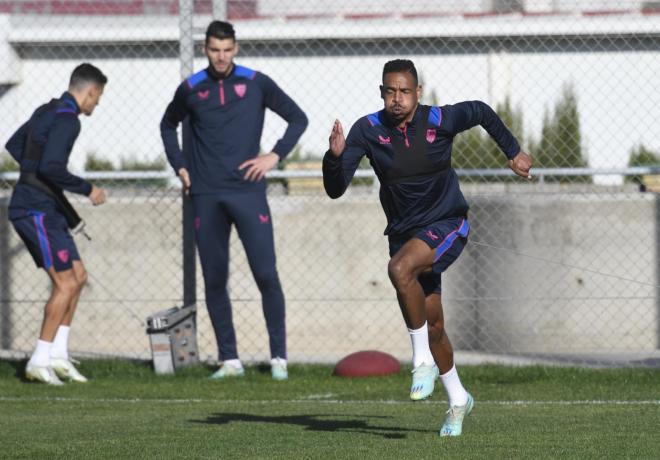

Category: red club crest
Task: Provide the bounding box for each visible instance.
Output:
[57,249,70,263]
[234,84,247,98]
[426,129,436,143]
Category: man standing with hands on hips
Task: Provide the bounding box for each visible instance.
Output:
[161,21,308,381]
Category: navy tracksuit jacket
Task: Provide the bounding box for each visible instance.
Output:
[7,92,91,219]
[5,92,90,272]
[160,64,308,361]
[323,102,520,237]
[161,65,307,192]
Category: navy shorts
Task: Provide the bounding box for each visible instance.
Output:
[389,216,470,295]
[11,210,80,272]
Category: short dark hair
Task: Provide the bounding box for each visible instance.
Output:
[69,63,107,89]
[382,59,418,86]
[206,20,236,44]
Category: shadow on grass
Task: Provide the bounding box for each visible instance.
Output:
[5,359,27,381]
[192,412,431,439]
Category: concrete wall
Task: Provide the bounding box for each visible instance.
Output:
[1,188,657,362]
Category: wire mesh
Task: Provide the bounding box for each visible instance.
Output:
[0,0,658,366]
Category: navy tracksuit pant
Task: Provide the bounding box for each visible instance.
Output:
[193,191,286,361]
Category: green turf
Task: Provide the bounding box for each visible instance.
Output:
[0,360,658,459]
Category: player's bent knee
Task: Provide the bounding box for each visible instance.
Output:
[428,321,446,343]
[54,277,79,298]
[387,258,414,287]
[76,269,88,289]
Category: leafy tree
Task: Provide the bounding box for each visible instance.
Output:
[535,84,589,183]
[484,96,525,167]
[419,73,439,107]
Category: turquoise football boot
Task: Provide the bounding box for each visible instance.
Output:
[271,360,288,381]
[409,363,439,401]
[439,393,475,437]
[209,363,245,380]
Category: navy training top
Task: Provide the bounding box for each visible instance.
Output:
[6,92,92,220]
[322,101,521,236]
[160,64,308,194]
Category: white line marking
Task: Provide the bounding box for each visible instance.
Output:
[0,397,658,405]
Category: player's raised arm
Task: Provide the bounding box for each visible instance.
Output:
[328,119,346,157]
[322,119,366,199]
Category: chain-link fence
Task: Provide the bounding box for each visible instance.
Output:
[0,0,658,366]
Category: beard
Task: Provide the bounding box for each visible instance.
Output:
[208,62,232,79]
[386,105,409,124]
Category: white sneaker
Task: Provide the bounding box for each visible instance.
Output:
[51,358,88,383]
[271,359,288,381]
[25,362,64,385]
[209,363,245,380]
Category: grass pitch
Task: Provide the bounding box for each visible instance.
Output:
[0,360,658,459]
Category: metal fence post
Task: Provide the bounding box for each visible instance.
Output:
[212,0,227,20]
[0,201,11,349]
[179,0,196,307]
[656,195,660,349]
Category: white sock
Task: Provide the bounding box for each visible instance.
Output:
[223,359,243,370]
[271,357,287,367]
[408,321,435,367]
[440,364,469,407]
[51,325,70,360]
[29,340,52,367]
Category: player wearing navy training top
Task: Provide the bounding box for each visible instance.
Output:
[6,63,108,385]
[161,21,308,381]
[323,59,532,436]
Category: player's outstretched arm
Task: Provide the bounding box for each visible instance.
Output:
[508,151,533,180]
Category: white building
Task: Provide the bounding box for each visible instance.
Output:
[0,4,658,185]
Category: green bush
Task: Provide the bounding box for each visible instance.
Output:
[119,156,167,171]
[626,144,660,184]
[85,153,169,188]
[535,84,590,183]
[85,153,115,171]
[0,152,19,172]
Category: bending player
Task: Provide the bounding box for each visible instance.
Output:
[322,59,532,436]
[6,64,108,384]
